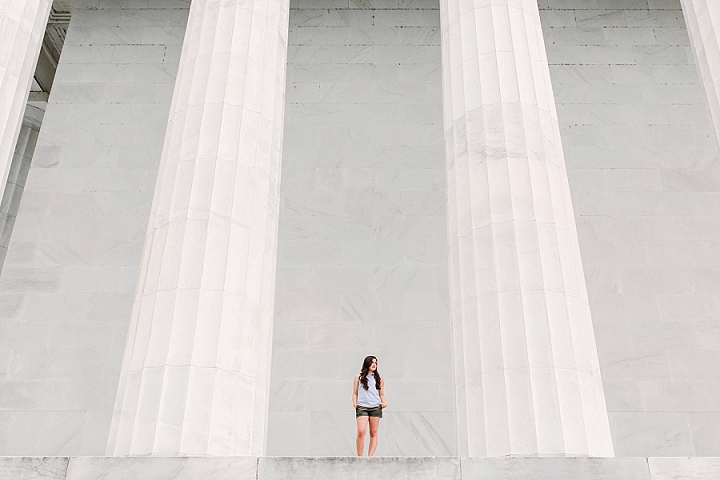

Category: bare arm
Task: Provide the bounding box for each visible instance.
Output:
[380,377,387,408]
[352,376,359,408]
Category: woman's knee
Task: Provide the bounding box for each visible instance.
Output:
[369,428,378,438]
[357,428,366,438]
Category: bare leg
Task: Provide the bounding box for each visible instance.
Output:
[368,417,380,456]
[356,416,368,456]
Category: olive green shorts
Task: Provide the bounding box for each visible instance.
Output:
[356,405,383,418]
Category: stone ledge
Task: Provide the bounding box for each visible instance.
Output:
[1,456,719,479]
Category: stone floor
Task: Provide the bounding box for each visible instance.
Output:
[2,456,720,479]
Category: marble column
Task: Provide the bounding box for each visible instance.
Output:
[681,0,720,145]
[439,0,614,456]
[0,103,43,270]
[107,0,290,456]
[0,0,51,205]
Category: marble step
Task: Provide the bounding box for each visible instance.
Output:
[2,456,720,480]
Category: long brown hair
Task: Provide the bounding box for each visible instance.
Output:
[359,355,381,391]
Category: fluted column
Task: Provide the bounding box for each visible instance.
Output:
[0,0,51,201]
[681,0,720,145]
[107,0,290,456]
[0,104,44,270]
[440,0,614,457]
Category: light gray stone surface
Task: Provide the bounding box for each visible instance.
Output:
[267,0,454,457]
[648,457,720,480]
[65,456,257,480]
[0,457,68,480]
[0,0,188,456]
[461,457,650,480]
[2,456,720,480]
[259,456,460,479]
[541,0,720,457]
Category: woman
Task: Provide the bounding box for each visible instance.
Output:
[352,355,387,456]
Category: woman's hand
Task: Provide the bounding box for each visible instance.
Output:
[353,403,358,409]
[381,403,387,408]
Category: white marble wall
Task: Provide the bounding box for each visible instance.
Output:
[540,0,720,456]
[267,0,454,456]
[2,0,719,458]
[0,0,188,455]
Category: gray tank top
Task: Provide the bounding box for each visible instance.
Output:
[357,373,381,407]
